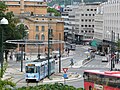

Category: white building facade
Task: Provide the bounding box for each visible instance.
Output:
[94,4,104,41]
[76,3,100,45]
[103,0,120,42]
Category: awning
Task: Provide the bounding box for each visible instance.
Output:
[90,40,98,47]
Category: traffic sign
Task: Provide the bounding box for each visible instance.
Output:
[62,68,68,73]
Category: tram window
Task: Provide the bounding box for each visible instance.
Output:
[26,66,36,73]
[83,72,89,81]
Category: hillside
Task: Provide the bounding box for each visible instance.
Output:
[48,0,108,6]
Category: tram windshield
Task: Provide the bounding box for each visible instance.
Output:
[26,66,37,73]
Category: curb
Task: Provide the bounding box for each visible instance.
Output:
[43,75,81,83]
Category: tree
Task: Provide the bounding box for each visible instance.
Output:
[117,39,120,52]
[0,2,23,61]
[47,7,61,16]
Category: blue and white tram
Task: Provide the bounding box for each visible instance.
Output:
[49,59,55,74]
[25,59,55,82]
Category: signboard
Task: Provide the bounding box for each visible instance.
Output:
[63,73,68,79]
[62,68,68,73]
[94,84,103,90]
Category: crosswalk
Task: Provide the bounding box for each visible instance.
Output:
[82,64,108,68]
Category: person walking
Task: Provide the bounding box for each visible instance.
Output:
[70,58,74,67]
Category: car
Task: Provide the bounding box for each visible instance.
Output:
[95,51,100,55]
[102,57,108,62]
[100,52,105,56]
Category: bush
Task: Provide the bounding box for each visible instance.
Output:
[17,83,84,90]
[0,79,16,90]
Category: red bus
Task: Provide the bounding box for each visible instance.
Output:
[83,70,120,90]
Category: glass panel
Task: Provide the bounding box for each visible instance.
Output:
[41,34,45,40]
[35,34,39,40]
[26,66,36,73]
[36,26,39,32]
[41,26,45,32]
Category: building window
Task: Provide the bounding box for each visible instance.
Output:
[85,14,87,16]
[94,9,97,11]
[41,26,45,32]
[85,19,87,22]
[87,9,89,11]
[89,14,91,16]
[85,25,87,27]
[93,14,95,16]
[35,34,39,40]
[81,25,84,27]
[41,34,45,41]
[92,31,94,33]
[89,19,91,22]
[81,19,84,22]
[91,9,93,11]
[89,25,91,27]
[81,30,83,33]
[36,26,39,32]
[92,25,94,27]
[81,14,84,16]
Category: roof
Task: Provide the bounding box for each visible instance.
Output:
[84,70,120,78]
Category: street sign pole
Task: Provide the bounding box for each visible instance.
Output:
[62,68,68,84]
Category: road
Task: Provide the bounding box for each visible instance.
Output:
[66,53,110,88]
[3,45,110,88]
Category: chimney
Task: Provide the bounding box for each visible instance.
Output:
[20,0,24,14]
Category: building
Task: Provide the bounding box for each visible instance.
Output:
[3,0,47,15]
[94,4,103,51]
[102,0,120,53]
[76,2,100,45]
[61,5,79,43]
[1,0,64,53]
[24,14,64,53]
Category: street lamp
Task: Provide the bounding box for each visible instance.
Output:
[0,17,8,78]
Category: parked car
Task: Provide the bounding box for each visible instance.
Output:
[100,52,105,56]
[102,57,108,62]
[95,51,100,55]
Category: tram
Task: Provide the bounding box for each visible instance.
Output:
[25,59,55,82]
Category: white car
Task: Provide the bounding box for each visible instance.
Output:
[102,57,108,62]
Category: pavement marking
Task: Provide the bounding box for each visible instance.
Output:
[82,65,106,68]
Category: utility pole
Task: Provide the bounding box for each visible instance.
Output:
[111,30,113,71]
[59,33,61,73]
[37,35,40,59]
[47,27,50,78]
[118,33,119,63]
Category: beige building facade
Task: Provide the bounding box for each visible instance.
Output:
[1,0,64,54]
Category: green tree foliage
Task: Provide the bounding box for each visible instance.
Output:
[17,83,84,90]
[117,39,120,51]
[0,79,16,90]
[47,7,61,16]
[0,2,22,50]
[48,0,107,6]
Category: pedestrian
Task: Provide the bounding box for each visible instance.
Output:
[70,58,74,67]
[67,49,70,56]
[10,55,12,60]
